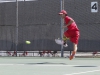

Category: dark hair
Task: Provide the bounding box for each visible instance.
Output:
[65,14,68,16]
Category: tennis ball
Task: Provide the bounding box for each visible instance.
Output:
[25,41,31,44]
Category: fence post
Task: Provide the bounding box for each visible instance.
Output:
[60,0,64,57]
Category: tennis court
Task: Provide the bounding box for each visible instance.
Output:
[0,0,100,75]
[0,57,100,75]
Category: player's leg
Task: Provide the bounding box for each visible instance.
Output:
[69,43,77,60]
[69,31,80,60]
[63,35,69,47]
[73,43,78,52]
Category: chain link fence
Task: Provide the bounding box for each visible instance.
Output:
[0,0,100,56]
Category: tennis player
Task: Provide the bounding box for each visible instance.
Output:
[59,10,80,60]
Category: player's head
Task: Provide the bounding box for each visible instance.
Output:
[59,10,67,18]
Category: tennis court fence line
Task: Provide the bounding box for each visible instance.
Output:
[0,51,100,58]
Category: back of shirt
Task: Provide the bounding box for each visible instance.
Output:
[64,16,79,31]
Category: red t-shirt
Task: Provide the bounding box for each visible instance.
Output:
[64,16,79,31]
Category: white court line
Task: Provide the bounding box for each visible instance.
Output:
[0,64,79,66]
[0,64,14,65]
[64,69,100,75]
[0,64,24,65]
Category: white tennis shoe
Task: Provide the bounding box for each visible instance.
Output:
[63,43,68,47]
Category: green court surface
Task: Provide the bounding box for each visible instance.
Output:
[0,57,100,75]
